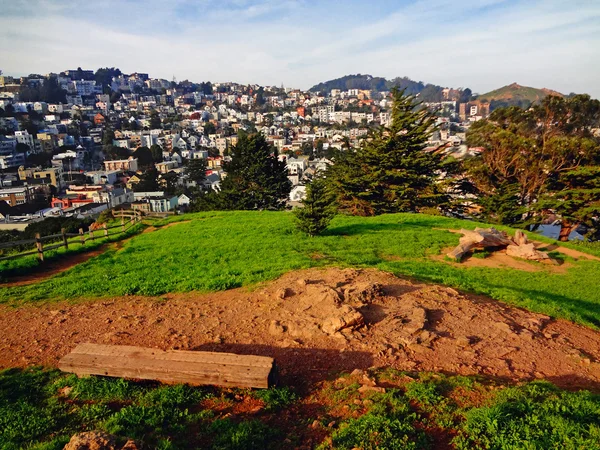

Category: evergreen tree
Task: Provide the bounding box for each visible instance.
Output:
[185,158,207,185]
[133,146,154,169]
[150,144,164,162]
[293,177,336,236]
[133,167,160,192]
[326,89,446,216]
[211,133,291,210]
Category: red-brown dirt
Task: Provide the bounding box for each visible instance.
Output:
[0,268,599,390]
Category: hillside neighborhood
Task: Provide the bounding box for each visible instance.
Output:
[0,68,496,227]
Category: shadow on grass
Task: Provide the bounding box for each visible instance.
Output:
[193,343,374,391]
[325,221,457,237]
[486,284,600,329]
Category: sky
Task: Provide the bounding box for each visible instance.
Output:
[0,0,599,97]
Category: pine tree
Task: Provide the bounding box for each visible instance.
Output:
[326,89,446,216]
[294,177,336,236]
[212,133,291,210]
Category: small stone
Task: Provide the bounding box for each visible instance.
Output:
[310,420,319,429]
[361,375,377,387]
[121,440,140,450]
[327,421,336,428]
[358,385,386,394]
[456,336,471,347]
[351,369,365,377]
[268,320,285,336]
[353,399,363,405]
[582,358,591,365]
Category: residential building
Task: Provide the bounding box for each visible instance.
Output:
[104,157,138,172]
[18,166,64,189]
[149,196,178,213]
[0,186,35,206]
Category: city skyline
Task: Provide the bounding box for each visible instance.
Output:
[1,0,599,97]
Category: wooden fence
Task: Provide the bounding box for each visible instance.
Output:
[0,210,143,263]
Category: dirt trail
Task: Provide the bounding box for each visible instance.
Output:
[0,246,110,288]
[1,268,599,390]
[0,221,190,288]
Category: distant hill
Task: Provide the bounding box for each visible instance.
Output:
[476,83,564,109]
[309,74,458,103]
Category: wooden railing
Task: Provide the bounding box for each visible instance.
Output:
[0,210,144,263]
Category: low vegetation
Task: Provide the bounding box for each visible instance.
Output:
[1,211,600,328]
[2,367,599,449]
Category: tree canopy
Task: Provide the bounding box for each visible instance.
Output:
[325,89,447,216]
[465,94,600,239]
[199,133,291,210]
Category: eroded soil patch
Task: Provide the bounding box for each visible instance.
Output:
[0,268,599,389]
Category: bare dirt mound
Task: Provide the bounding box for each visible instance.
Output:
[0,268,599,389]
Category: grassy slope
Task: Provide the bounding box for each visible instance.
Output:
[477,83,561,103]
[1,211,600,328]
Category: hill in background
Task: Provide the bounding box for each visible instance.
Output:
[308,74,463,103]
[476,82,564,109]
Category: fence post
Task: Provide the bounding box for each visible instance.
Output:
[61,228,68,250]
[89,228,93,240]
[103,223,108,237]
[35,233,44,262]
[121,216,125,232]
[79,228,85,245]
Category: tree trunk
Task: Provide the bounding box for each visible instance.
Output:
[558,221,576,242]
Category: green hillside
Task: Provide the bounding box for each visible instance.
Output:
[477,82,564,109]
[308,74,453,102]
[2,211,600,328]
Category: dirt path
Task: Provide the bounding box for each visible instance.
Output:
[1,268,599,390]
[0,246,110,288]
[0,221,191,288]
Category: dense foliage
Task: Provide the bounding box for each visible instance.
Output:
[465,94,600,240]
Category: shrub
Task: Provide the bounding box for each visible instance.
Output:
[294,177,336,237]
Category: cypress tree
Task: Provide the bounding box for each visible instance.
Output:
[326,89,446,216]
[294,177,336,236]
[214,133,291,210]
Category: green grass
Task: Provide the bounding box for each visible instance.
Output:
[0,221,145,280]
[1,211,600,328]
[4,367,599,449]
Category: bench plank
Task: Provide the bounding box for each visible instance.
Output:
[59,343,276,389]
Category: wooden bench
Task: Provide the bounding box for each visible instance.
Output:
[59,343,277,389]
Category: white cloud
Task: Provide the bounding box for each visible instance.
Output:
[0,0,598,97]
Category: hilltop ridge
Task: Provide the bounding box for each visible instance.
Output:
[475,82,564,107]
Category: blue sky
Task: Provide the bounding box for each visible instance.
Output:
[1,0,599,97]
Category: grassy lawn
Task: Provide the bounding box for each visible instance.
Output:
[1,211,600,328]
[2,367,599,450]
